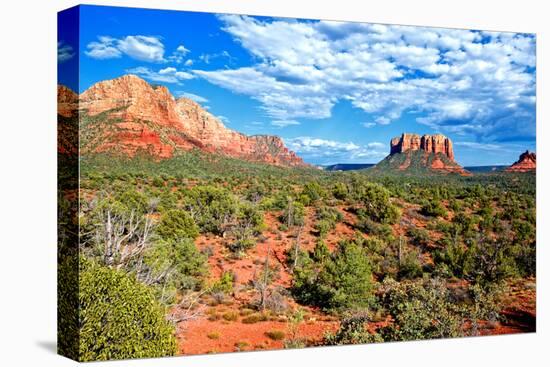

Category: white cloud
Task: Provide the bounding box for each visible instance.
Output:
[192,15,535,143]
[175,92,208,103]
[85,35,165,62]
[126,66,194,83]
[58,41,74,62]
[85,36,122,59]
[362,122,376,128]
[271,120,300,127]
[286,136,387,162]
[117,35,165,62]
[168,44,191,63]
[184,59,193,66]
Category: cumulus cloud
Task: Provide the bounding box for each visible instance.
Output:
[85,36,122,59]
[193,15,535,143]
[86,35,166,62]
[126,66,194,83]
[286,137,387,163]
[58,41,74,62]
[168,44,191,63]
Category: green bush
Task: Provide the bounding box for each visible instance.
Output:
[357,183,401,224]
[185,185,239,235]
[279,197,306,227]
[420,199,447,218]
[292,239,374,311]
[324,313,383,345]
[265,330,286,340]
[144,238,207,293]
[379,278,464,341]
[78,259,176,361]
[156,209,199,241]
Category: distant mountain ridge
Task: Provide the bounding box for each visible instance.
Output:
[58,74,306,167]
[323,163,376,171]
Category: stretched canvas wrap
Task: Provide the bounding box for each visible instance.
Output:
[58,4,536,362]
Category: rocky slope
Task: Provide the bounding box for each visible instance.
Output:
[506,151,536,172]
[375,133,470,175]
[58,75,306,167]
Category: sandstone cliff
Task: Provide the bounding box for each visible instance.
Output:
[390,133,454,161]
[377,133,469,175]
[506,151,536,172]
[58,75,306,167]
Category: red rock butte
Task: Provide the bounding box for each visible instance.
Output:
[386,133,470,175]
[390,133,454,161]
[506,150,536,172]
[57,75,306,167]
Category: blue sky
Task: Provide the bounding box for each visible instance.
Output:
[58,5,536,166]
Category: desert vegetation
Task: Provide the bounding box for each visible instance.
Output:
[60,149,536,358]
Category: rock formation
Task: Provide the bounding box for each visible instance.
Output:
[58,75,306,167]
[390,133,454,161]
[377,133,469,175]
[506,151,536,172]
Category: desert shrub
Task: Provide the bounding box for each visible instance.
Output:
[227,203,265,254]
[397,249,424,280]
[420,199,447,218]
[265,330,286,340]
[434,237,473,278]
[292,239,374,311]
[378,278,464,342]
[407,226,430,248]
[300,181,327,205]
[144,238,207,295]
[116,189,150,214]
[324,312,383,345]
[78,259,176,361]
[467,236,520,284]
[185,185,239,235]
[332,182,349,200]
[222,311,239,322]
[209,271,234,295]
[279,197,306,227]
[242,313,269,324]
[357,218,395,242]
[207,332,221,340]
[314,206,344,237]
[357,183,401,224]
[156,209,199,241]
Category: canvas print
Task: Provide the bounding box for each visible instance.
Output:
[57,5,536,362]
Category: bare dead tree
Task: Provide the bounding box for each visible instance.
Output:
[292,224,304,271]
[252,242,272,310]
[168,290,207,333]
[89,206,155,270]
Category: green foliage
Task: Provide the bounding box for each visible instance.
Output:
[292,239,374,311]
[209,271,234,294]
[420,199,447,218]
[397,249,424,280]
[300,181,327,205]
[357,183,401,224]
[314,206,343,237]
[332,181,349,200]
[379,278,464,341]
[144,238,207,295]
[156,209,199,241]
[185,185,239,235]
[78,259,176,361]
[324,313,383,345]
[279,197,306,227]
